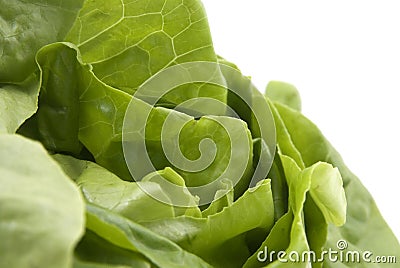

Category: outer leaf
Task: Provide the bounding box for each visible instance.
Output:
[245,155,346,268]
[86,203,212,268]
[273,102,400,267]
[305,162,346,226]
[65,0,220,94]
[0,134,85,268]
[0,0,84,82]
[266,81,301,112]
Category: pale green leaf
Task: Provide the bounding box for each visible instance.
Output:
[0,134,85,268]
[273,102,400,267]
[266,81,301,111]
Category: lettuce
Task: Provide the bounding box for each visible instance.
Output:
[0,134,85,268]
[1,0,399,267]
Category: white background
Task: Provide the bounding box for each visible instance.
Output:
[202,0,400,240]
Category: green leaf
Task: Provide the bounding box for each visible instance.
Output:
[245,155,345,268]
[303,196,327,268]
[34,43,84,154]
[53,154,176,223]
[0,134,85,268]
[216,57,277,192]
[85,203,212,268]
[33,43,231,186]
[142,167,202,217]
[74,230,152,268]
[201,179,234,217]
[266,81,301,111]
[33,42,133,179]
[273,102,400,267]
[129,103,255,198]
[243,212,293,268]
[265,148,288,221]
[269,99,304,169]
[0,74,39,133]
[52,153,89,181]
[4,1,397,267]
[34,43,254,205]
[304,162,346,226]
[143,179,275,267]
[65,0,219,94]
[0,0,84,83]
[73,259,132,268]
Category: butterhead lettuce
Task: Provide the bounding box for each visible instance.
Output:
[1,0,399,267]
